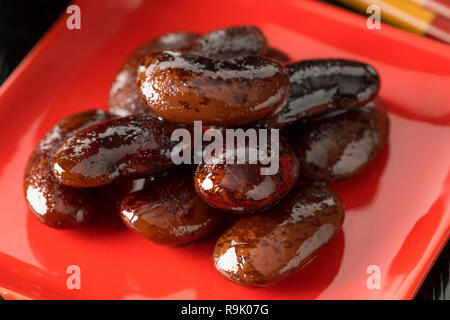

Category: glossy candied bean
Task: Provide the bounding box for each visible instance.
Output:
[137,51,290,126]
[194,138,299,214]
[108,32,200,116]
[265,48,291,64]
[120,169,223,245]
[52,115,188,187]
[23,110,116,229]
[287,98,389,183]
[264,59,380,128]
[214,185,345,286]
[189,26,268,59]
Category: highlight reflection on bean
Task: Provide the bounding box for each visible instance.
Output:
[121,169,223,245]
[265,59,380,128]
[287,98,389,183]
[214,185,345,286]
[137,51,290,126]
[52,115,188,187]
[194,138,299,214]
[189,26,268,59]
[24,110,116,229]
[108,32,200,116]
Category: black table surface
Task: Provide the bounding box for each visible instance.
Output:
[0,0,448,300]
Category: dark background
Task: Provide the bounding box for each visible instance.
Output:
[0,0,448,300]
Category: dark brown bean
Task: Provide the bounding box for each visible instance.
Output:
[189,26,268,59]
[265,47,291,64]
[287,98,389,183]
[214,185,344,286]
[120,169,223,245]
[52,115,188,187]
[264,59,380,128]
[194,137,299,214]
[108,32,200,116]
[23,110,116,229]
[137,51,290,126]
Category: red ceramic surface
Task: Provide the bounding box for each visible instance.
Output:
[0,0,449,300]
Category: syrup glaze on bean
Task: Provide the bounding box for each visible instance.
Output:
[265,59,380,128]
[24,110,116,229]
[137,51,290,126]
[194,138,299,214]
[108,32,200,117]
[189,26,268,59]
[121,168,223,245]
[214,185,345,286]
[52,115,188,187]
[287,98,389,183]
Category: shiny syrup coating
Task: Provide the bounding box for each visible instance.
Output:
[194,138,299,214]
[265,48,291,64]
[189,26,268,59]
[108,32,200,116]
[287,98,389,183]
[214,185,345,286]
[23,110,116,229]
[52,115,187,187]
[120,169,223,245]
[265,59,380,128]
[137,51,290,126]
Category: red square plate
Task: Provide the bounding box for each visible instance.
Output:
[0,0,449,300]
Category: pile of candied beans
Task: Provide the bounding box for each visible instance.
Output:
[24,26,388,287]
